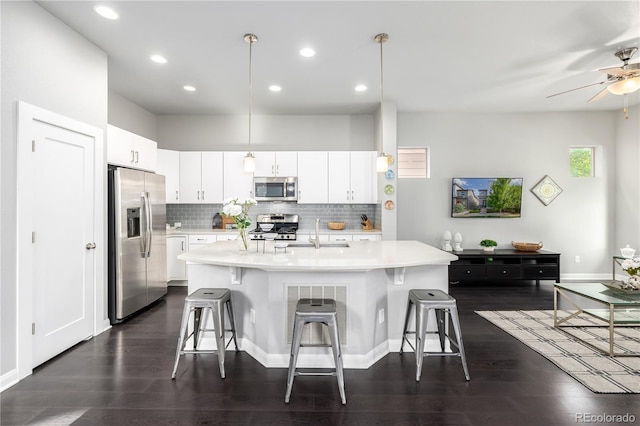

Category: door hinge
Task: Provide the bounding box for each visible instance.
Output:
[32,323,36,335]
[32,232,35,243]
[32,140,35,152]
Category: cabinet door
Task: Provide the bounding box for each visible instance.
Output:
[297,151,328,203]
[350,151,376,203]
[201,152,223,203]
[275,151,297,176]
[167,236,187,281]
[179,152,203,203]
[253,152,276,176]
[132,134,157,172]
[254,151,298,176]
[157,149,180,203]
[223,152,255,200]
[107,124,134,167]
[328,152,351,203]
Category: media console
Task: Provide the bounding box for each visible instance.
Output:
[449,249,560,285]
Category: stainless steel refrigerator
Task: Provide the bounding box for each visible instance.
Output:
[108,166,167,324]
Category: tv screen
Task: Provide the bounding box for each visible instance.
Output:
[452,178,523,218]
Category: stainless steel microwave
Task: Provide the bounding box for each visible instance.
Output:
[254,176,297,201]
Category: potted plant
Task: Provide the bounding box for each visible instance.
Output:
[479,239,498,252]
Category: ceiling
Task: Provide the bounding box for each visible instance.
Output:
[37,1,640,116]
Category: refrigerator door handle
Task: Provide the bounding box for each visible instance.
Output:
[145,192,153,257]
[140,192,148,258]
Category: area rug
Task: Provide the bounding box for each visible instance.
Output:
[476,310,640,393]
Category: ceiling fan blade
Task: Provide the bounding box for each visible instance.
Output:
[587,86,609,103]
[546,81,605,98]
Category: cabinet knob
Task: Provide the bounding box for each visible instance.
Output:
[85,242,96,250]
[466,270,471,274]
[502,270,507,274]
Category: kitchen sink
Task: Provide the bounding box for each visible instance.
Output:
[286,242,350,248]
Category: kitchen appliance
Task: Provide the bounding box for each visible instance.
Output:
[108,166,167,324]
[250,214,299,240]
[253,176,297,201]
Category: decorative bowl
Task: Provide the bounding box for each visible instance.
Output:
[512,241,543,252]
[328,221,346,230]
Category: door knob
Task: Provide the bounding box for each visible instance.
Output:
[86,242,96,250]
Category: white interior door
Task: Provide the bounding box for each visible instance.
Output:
[31,120,95,366]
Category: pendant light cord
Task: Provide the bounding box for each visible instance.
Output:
[248,36,253,153]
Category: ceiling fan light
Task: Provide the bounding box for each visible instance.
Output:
[607,77,640,95]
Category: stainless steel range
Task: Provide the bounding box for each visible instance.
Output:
[250,214,299,240]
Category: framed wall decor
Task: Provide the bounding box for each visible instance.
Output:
[531,175,563,205]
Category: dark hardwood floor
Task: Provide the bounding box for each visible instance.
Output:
[2,282,638,425]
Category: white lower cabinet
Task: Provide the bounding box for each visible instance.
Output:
[215,233,239,241]
[167,236,187,281]
[352,234,381,241]
[329,234,353,242]
[188,234,216,249]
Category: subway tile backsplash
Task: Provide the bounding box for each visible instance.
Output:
[167,203,380,231]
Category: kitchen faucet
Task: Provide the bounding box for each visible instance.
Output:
[309,218,320,249]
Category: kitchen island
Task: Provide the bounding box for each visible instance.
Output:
[179,240,457,369]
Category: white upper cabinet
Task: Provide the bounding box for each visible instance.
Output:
[254,151,297,176]
[201,152,224,203]
[297,151,328,204]
[349,151,376,203]
[107,124,157,172]
[328,151,376,204]
[223,152,254,200]
[157,149,180,203]
[179,152,223,204]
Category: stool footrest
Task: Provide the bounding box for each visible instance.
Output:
[181,350,219,355]
[295,371,338,377]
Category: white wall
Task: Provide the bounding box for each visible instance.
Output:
[108,90,157,140]
[156,114,374,151]
[615,104,640,253]
[1,1,108,380]
[396,111,619,278]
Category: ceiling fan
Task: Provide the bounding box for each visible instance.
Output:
[547,47,640,118]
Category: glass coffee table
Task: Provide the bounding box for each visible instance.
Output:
[553,282,640,357]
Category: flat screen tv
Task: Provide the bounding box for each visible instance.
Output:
[452,177,523,218]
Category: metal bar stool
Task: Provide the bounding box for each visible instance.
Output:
[400,289,470,382]
[171,288,238,379]
[285,298,346,405]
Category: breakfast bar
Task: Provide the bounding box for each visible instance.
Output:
[179,240,458,369]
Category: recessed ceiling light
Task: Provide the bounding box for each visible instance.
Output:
[269,85,282,92]
[183,85,196,92]
[93,5,119,20]
[150,54,167,64]
[354,85,367,92]
[299,47,316,58]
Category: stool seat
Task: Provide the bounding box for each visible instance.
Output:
[171,288,237,380]
[285,298,346,405]
[400,289,470,382]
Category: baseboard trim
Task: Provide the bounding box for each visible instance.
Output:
[1,369,19,393]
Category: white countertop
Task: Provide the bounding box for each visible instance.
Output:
[179,240,457,272]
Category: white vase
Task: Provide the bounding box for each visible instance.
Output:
[482,247,495,252]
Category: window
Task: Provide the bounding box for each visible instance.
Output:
[569,147,594,177]
[398,147,429,178]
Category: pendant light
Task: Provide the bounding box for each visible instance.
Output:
[375,33,389,173]
[243,33,258,173]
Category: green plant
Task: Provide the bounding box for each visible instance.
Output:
[479,239,497,247]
